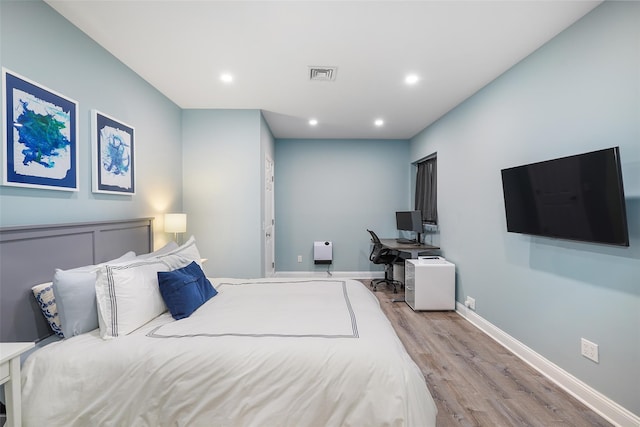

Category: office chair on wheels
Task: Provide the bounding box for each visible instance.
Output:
[367,229,404,293]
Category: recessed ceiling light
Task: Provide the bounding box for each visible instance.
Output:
[309,119,318,126]
[405,74,419,85]
[220,73,234,83]
[374,119,384,127]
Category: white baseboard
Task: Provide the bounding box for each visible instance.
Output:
[455,302,640,427]
[274,271,383,279]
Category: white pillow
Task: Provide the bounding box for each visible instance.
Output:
[31,251,136,339]
[95,258,169,339]
[53,251,137,338]
[136,241,179,260]
[155,236,202,269]
[95,236,202,339]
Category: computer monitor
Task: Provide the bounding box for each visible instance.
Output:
[396,210,423,243]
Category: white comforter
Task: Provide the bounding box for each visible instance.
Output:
[22,278,437,426]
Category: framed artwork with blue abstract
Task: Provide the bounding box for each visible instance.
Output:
[2,68,79,191]
[91,110,135,195]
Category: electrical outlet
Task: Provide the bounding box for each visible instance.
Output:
[297,255,302,263]
[581,338,599,363]
[465,296,476,311]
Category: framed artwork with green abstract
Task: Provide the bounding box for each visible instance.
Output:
[2,68,79,191]
[91,110,135,195]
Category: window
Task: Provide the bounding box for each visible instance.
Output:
[415,154,437,224]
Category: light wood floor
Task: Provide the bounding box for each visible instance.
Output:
[363,281,612,427]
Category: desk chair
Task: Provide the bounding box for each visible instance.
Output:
[367,229,404,293]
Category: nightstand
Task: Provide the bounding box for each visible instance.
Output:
[1,342,35,427]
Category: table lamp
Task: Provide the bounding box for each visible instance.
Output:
[164,213,187,244]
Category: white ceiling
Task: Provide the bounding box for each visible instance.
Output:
[45,0,601,140]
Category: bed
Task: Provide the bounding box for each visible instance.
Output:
[0,219,437,426]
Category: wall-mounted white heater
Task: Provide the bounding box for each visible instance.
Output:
[314,241,333,265]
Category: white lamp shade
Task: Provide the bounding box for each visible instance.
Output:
[164,213,187,233]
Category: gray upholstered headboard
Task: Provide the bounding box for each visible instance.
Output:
[0,218,153,343]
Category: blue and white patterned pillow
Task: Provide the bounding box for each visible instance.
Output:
[31,282,64,338]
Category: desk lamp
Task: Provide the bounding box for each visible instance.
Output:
[164,213,187,244]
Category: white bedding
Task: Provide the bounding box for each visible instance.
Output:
[22,278,437,427]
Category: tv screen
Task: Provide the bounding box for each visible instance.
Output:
[501,147,629,246]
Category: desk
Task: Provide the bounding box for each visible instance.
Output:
[380,239,440,302]
[380,239,440,259]
[1,342,34,427]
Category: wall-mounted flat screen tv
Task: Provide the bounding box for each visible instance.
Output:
[501,147,629,246]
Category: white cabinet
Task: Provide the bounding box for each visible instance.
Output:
[405,257,455,311]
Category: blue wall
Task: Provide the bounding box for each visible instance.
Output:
[182,109,265,278]
[0,1,183,248]
[275,138,411,272]
[410,1,639,413]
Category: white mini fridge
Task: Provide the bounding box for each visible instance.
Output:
[405,257,455,311]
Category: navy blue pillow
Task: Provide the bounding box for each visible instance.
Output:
[157,261,218,320]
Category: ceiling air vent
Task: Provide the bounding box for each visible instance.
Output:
[309,66,337,81]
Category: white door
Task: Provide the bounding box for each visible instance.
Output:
[264,155,275,277]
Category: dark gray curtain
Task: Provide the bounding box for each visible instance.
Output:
[415,156,437,224]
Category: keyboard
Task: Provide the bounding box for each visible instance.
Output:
[396,238,417,244]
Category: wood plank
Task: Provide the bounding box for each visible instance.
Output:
[364,281,612,427]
